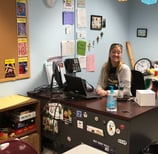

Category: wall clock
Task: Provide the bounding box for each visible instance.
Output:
[134,58,152,73]
[45,0,57,8]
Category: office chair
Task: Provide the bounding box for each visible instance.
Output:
[131,70,145,96]
[0,140,37,154]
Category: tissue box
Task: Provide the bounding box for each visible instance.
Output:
[136,90,155,106]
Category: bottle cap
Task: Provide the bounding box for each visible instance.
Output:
[109,86,114,93]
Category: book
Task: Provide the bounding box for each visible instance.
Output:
[5,59,16,78]
[16,0,26,17]
[18,38,28,57]
[17,18,27,36]
[18,57,28,74]
[9,111,36,122]
[13,124,36,136]
[10,118,35,129]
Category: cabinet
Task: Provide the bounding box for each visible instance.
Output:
[0,95,41,154]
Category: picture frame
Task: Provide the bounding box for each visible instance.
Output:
[137,28,147,37]
[90,15,102,30]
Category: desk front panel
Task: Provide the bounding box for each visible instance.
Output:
[58,103,158,154]
[27,89,158,154]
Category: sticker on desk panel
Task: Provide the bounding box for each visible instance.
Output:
[116,128,120,134]
[117,138,128,146]
[76,110,82,118]
[42,117,58,134]
[83,111,88,118]
[77,120,83,129]
[107,120,116,136]
[87,125,104,136]
[93,139,109,153]
[63,108,72,124]
[48,103,63,120]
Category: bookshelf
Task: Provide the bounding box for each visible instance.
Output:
[0,95,41,154]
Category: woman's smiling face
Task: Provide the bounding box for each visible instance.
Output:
[109,45,122,67]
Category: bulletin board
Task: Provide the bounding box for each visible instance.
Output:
[0,0,30,83]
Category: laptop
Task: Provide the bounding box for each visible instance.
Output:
[64,74,101,99]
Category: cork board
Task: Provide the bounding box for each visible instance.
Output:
[0,0,30,82]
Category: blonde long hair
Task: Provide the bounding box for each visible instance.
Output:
[103,43,124,87]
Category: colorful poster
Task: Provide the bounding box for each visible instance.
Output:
[18,57,28,74]
[5,59,16,78]
[18,38,28,57]
[16,0,26,17]
[17,18,27,36]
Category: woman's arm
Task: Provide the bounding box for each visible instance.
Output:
[118,64,131,96]
[96,64,108,96]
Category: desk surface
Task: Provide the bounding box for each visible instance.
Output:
[27,89,157,121]
[62,96,157,121]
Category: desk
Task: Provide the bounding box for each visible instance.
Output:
[28,89,158,154]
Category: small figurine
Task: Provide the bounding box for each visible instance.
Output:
[96,36,99,43]
[100,32,104,38]
[88,41,92,51]
[92,40,95,48]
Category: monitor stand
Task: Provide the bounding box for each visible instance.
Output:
[50,74,63,94]
[51,87,63,94]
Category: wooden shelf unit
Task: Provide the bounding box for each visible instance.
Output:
[0,95,41,154]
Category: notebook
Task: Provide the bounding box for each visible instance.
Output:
[64,74,101,99]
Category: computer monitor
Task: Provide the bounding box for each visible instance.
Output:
[50,61,63,91]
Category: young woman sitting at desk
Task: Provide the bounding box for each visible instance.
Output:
[96,43,131,97]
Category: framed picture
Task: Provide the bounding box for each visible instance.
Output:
[90,15,102,30]
[137,28,147,37]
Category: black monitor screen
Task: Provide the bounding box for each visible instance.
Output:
[50,62,63,89]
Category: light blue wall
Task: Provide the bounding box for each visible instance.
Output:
[77,0,129,85]
[128,0,158,63]
[0,0,157,97]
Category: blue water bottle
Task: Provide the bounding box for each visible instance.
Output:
[106,86,117,112]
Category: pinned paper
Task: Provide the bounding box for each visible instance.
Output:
[77,8,87,27]
[77,40,86,56]
[62,11,74,25]
[78,56,86,68]
[61,40,75,56]
[86,54,95,72]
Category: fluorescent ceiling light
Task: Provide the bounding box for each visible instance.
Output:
[118,0,127,2]
[141,0,157,5]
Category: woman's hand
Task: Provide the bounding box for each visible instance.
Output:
[96,89,108,96]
